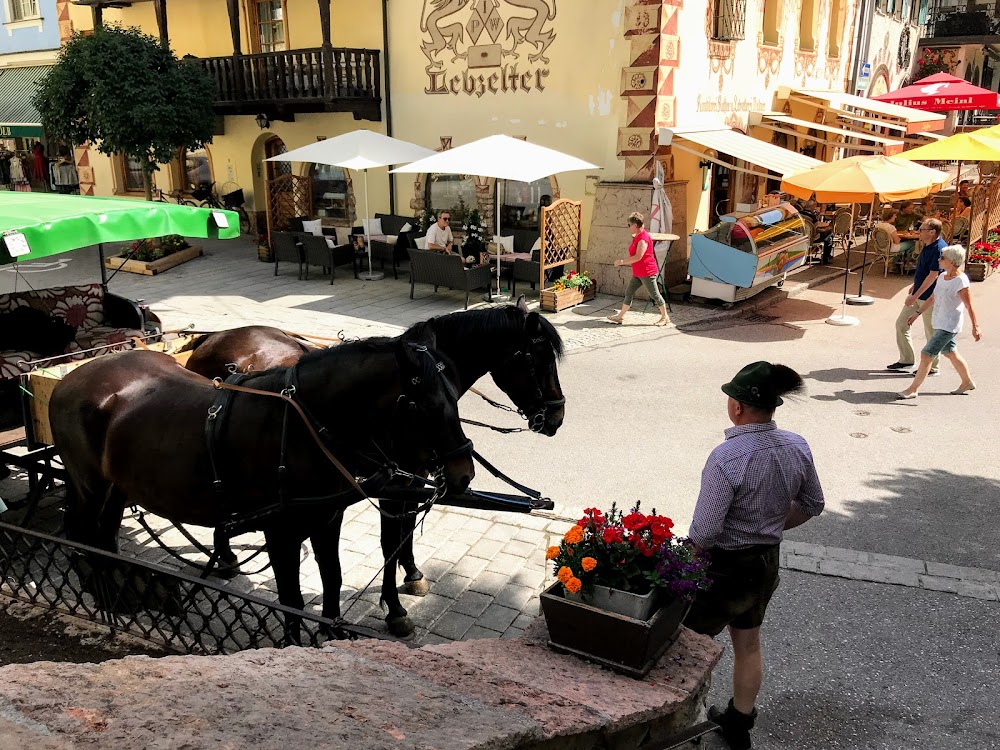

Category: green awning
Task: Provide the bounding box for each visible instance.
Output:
[0,193,240,265]
[0,65,50,138]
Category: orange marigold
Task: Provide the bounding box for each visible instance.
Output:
[565,576,583,594]
[545,546,560,560]
[557,566,573,583]
[563,525,584,544]
[581,557,597,572]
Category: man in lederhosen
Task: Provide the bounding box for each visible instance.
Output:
[685,362,825,750]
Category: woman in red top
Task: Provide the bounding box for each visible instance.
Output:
[607,212,669,326]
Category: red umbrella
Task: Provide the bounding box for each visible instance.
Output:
[872,73,1000,112]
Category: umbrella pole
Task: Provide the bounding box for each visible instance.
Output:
[491,188,509,303]
[826,202,860,327]
[847,198,876,306]
[360,169,384,281]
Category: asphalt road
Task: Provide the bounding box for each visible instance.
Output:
[463,270,1000,572]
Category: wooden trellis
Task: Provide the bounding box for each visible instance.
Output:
[265,174,312,240]
[539,198,583,289]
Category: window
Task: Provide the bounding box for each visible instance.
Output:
[248,0,287,53]
[312,164,349,222]
[425,174,477,223]
[761,0,781,46]
[498,177,554,234]
[178,147,213,191]
[828,0,846,57]
[9,0,39,21]
[712,0,747,41]
[798,0,819,51]
[115,153,146,193]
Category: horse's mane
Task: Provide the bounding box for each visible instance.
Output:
[425,305,564,358]
[297,336,396,368]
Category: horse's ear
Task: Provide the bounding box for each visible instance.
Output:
[400,320,437,350]
[515,295,528,313]
[524,311,539,335]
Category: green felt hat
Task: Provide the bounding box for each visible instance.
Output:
[722,361,800,409]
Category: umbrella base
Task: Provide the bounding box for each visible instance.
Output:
[488,292,511,303]
[826,313,860,326]
[846,295,875,306]
[360,271,385,281]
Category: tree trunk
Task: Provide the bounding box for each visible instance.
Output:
[143,167,154,202]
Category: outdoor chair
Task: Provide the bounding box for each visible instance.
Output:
[940,219,954,244]
[408,248,492,309]
[299,234,357,285]
[952,215,970,245]
[868,226,896,277]
[511,247,571,296]
[801,217,824,265]
[272,232,303,279]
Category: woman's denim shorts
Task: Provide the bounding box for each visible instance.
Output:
[923,328,958,356]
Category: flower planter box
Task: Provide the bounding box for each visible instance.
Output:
[105,245,203,276]
[565,584,661,620]
[539,282,596,312]
[967,262,994,282]
[257,244,273,263]
[539,582,690,678]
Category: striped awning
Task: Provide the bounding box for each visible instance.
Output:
[659,126,823,177]
[0,65,51,138]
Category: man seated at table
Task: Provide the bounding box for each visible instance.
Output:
[800,200,833,264]
[892,201,922,233]
[426,210,456,254]
[874,209,904,268]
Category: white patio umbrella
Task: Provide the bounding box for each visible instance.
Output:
[391,135,598,301]
[648,160,674,273]
[267,129,435,281]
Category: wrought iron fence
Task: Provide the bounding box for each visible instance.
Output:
[712,0,747,41]
[0,521,384,654]
[923,1,1000,38]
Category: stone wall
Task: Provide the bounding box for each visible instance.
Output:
[587,180,690,299]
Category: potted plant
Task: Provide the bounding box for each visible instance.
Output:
[461,208,488,261]
[969,227,1000,282]
[539,504,711,677]
[540,269,596,312]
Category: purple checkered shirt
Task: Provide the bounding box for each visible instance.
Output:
[689,422,824,551]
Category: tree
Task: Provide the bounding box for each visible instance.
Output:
[35,26,216,201]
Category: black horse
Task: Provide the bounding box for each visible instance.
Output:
[50,328,475,637]
[185,298,565,636]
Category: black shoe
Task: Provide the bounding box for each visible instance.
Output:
[912,369,940,377]
[886,362,914,371]
[708,699,757,750]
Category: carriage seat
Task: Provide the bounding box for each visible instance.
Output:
[0,283,145,380]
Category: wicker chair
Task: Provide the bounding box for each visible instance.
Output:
[299,234,358,285]
[511,248,572,296]
[868,226,896,277]
[952,215,970,245]
[408,248,492,309]
[940,219,954,244]
[801,217,825,264]
[272,232,303,279]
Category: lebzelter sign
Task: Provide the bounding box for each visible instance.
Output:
[0,124,44,138]
[420,0,557,97]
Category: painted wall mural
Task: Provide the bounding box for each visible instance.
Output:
[420,0,557,97]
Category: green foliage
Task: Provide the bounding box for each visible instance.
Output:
[34,26,216,198]
[461,209,488,253]
[418,208,436,232]
[159,234,190,253]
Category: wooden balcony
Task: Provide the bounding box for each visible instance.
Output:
[196,47,382,122]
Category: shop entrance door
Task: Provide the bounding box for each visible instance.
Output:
[709,154,735,225]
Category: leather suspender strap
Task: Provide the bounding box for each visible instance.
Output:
[210,378,365,497]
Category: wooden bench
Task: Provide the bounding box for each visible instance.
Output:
[407,248,492,309]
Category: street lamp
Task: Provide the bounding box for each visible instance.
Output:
[255,113,270,130]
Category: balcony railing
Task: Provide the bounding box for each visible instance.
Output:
[196,46,381,121]
[923,2,1000,38]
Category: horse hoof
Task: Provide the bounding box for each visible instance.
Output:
[386,615,416,638]
[214,562,241,579]
[401,574,429,597]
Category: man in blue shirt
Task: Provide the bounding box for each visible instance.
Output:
[888,218,945,375]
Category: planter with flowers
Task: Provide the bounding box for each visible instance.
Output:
[539,269,596,312]
[105,235,203,276]
[969,230,1000,282]
[539,504,710,678]
[257,234,273,263]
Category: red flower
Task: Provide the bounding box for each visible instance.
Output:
[602,526,624,544]
[650,516,675,542]
[622,512,649,532]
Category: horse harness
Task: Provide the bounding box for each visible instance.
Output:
[203,343,471,539]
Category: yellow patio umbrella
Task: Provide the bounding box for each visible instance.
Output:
[895,125,1000,162]
[780,155,950,203]
[780,156,949,325]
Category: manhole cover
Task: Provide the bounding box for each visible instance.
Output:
[854,410,871,417]
[850,432,868,439]
[891,426,912,434]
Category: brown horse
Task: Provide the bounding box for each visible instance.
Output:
[185,298,564,633]
[51,328,475,637]
[185,326,319,378]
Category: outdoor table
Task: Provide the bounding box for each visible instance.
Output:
[487,252,532,263]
